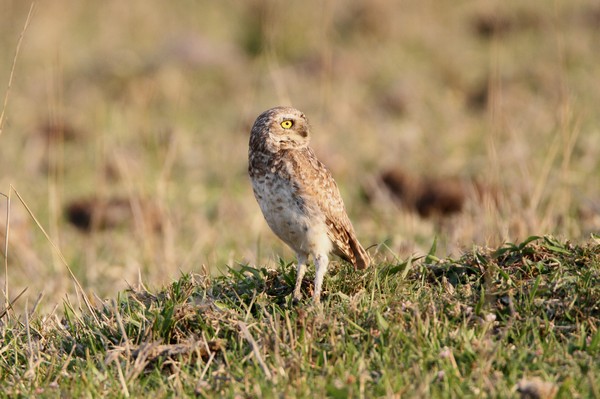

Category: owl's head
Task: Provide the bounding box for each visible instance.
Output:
[250,106,311,152]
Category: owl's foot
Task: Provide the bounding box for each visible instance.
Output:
[312,253,329,305]
[292,254,308,305]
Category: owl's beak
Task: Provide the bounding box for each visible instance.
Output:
[297,127,308,138]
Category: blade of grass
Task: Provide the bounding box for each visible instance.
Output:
[0,286,28,320]
[238,321,273,381]
[1,191,10,315]
[0,2,35,136]
[426,236,439,263]
[11,185,99,323]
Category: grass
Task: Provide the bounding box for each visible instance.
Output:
[1,236,599,397]
[1,0,600,397]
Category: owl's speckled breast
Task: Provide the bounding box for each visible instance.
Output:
[251,173,332,256]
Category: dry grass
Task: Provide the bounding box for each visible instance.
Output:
[1,0,599,315]
[1,236,599,396]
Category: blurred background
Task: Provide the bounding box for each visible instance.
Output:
[1,0,599,312]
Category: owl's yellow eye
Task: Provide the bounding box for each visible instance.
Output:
[280,120,293,129]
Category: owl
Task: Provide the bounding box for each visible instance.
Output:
[248,106,370,304]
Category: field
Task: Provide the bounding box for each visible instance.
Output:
[1,0,600,397]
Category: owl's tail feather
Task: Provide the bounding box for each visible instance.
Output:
[350,238,371,269]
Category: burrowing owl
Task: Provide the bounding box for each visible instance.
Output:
[248,106,370,304]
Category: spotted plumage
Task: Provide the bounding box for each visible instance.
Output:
[248,106,370,303]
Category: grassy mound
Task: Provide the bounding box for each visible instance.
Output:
[1,236,599,397]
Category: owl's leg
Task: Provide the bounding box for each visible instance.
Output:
[293,252,308,303]
[313,253,329,304]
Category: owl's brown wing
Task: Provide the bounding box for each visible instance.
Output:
[296,148,370,269]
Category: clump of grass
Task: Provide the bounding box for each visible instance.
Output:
[1,235,599,397]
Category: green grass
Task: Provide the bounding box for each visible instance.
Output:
[1,236,598,397]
